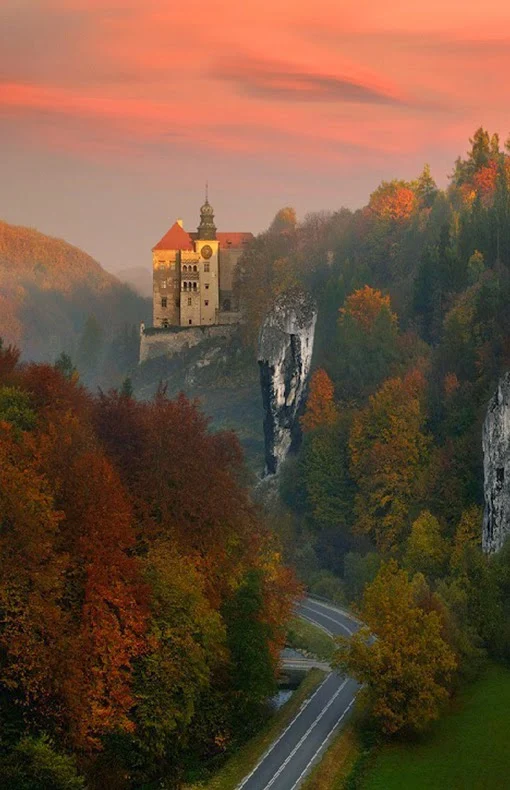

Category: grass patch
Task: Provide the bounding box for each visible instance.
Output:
[185,669,327,790]
[301,720,361,790]
[363,662,510,790]
[286,616,336,662]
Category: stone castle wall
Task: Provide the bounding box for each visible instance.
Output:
[139,324,237,364]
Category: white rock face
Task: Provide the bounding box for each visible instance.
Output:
[483,372,510,552]
[258,289,317,475]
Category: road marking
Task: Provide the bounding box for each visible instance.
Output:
[298,613,335,638]
[288,697,356,790]
[236,674,333,790]
[306,597,363,626]
[300,604,354,636]
[260,678,349,790]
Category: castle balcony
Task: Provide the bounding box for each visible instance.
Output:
[181,281,200,293]
[181,269,199,279]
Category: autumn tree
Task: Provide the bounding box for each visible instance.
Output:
[334,286,399,400]
[335,561,457,735]
[403,511,449,578]
[369,180,418,223]
[268,206,297,235]
[301,368,337,432]
[0,426,67,718]
[349,368,430,551]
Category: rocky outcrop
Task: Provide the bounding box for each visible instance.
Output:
[258,289,317,475]
[139,324,237,363]
[483,372,510,553]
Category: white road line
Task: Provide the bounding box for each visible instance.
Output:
[306,598,362,626]
[300,605,354,636]
[288,697,356,790]
[236,674,333,790]
[261,678,349,790]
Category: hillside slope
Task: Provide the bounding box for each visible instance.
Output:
[0,220,150,376]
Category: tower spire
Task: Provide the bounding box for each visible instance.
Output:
[197,188,216,240]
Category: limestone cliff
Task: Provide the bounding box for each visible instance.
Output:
[483,372,510,552]
[258,289,317,475]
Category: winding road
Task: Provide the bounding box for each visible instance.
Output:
[237,598,360,790]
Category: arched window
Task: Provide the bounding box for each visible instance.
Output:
[183,281,188,290]
[183,264,188,272]
[193,265,198,272]
[193,282,197,290]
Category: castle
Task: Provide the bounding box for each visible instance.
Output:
[151,194,253,328]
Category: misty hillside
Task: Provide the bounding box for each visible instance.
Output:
[116,265,152,298]
[0,220,150,377]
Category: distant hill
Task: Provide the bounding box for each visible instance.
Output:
[0,220,151,382]
[116,265,153,298]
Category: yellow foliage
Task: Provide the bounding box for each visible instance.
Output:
[404,511,449,577]
[335,561,457,735]
[349,369,430,551]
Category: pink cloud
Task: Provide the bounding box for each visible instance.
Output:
[1,0,510,183]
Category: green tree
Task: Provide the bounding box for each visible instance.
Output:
[0,386,36,432]
[54,352,77,382]
[0,736,84,790]
[223,570,277,735]
[300,420,355,530]
[343,552,381,604]
[415,164,439,208]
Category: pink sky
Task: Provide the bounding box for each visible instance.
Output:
[2,0,510,273]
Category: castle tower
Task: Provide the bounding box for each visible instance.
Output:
[186,190,220,326]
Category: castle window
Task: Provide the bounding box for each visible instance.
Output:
[161,297,167,308]
[193,282,197,290]
[162,319,169,328]
[204,263,210,272]
[161,279,167,288]
[205,300,209,306]
[205,283,209,289]
[183,282,188,290]
[183,264,188,272]
[188,297,192,306]
[188,319,192,325]
[193,265,198,272]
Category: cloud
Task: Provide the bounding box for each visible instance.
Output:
[213,55,405,106]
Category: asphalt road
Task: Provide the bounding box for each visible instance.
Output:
[237,598,360,790]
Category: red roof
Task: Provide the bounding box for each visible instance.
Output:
[217,232,253,249]
[153,222,194,251]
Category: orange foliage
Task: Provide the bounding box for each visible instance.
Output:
[444,372,460,398]
[369,181,417,222]
[340,285,397,332]
[0,426,67,708]
[472,160,498,207]
[301,368,337,432]
[0,350,298,756]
